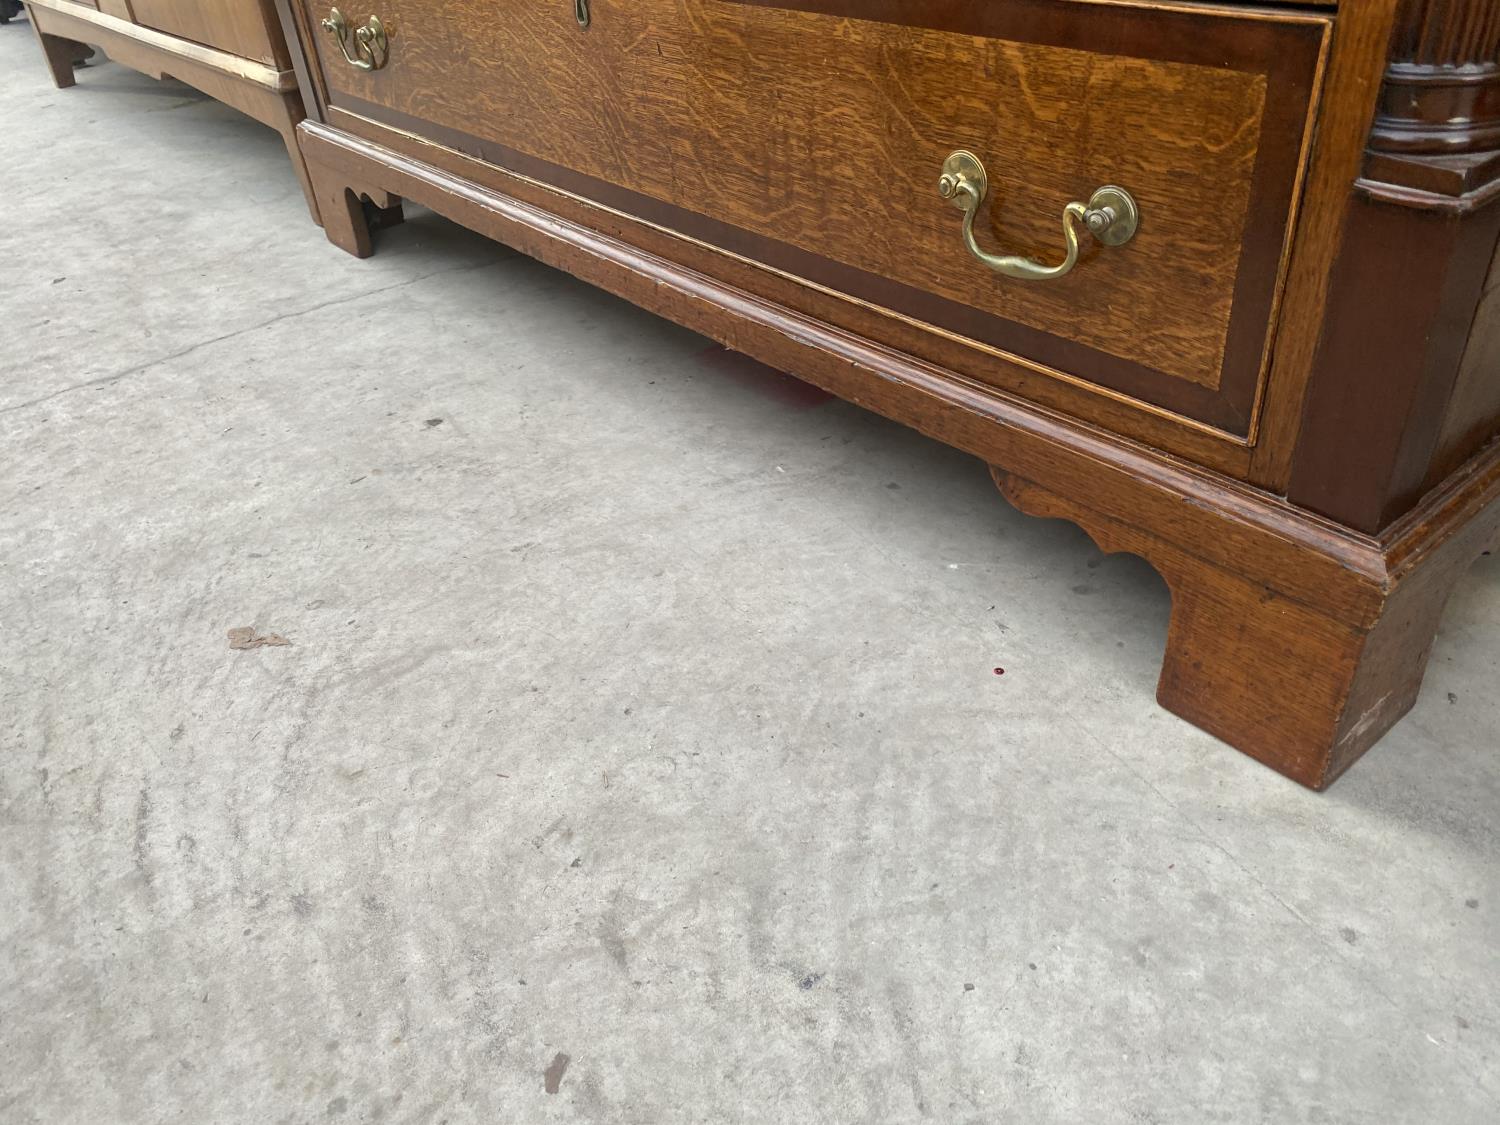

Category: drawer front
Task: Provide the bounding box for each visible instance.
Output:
[302,0,1327,438]
[130,0,289,66]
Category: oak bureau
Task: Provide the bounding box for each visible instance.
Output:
[273,0,1500,788]
[24,0,321,221]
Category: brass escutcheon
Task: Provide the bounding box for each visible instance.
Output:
[938,150,1138,281]
[321,8,389,72]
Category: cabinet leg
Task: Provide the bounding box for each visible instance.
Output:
[362,194,406,233]
[30,23,89,90]
[307,159,374,258]
[304,150,403,258]
[992,467,1479,789]
[1154,564,1436,789]
[280,126,322,226]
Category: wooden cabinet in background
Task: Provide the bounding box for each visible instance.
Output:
[23,0,317,221]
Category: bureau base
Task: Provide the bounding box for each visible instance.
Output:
[300,122,1500,790]
[23,0,318,223]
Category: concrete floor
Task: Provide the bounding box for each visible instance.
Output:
[2,26,1498,1125]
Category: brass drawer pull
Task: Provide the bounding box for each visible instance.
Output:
[938,150,1138,282]
[575,0,590,28]
[321,7,389,72]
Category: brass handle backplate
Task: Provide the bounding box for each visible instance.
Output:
[321,7,389,71]
[937,150,1138,282]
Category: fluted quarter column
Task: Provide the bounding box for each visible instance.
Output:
[1368,0,1500,162]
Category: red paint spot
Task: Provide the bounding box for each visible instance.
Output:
[695,345,834,409]
[993,667,1005,676]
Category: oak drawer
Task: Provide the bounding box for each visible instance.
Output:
[300,0,1327,439]
[129,0,289,67]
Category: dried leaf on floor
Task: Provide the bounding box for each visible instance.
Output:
[227,627,291,650]
[544,1052,570,1094]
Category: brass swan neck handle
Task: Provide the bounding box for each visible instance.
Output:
[321,8,389,72]
[937,150,1138,282]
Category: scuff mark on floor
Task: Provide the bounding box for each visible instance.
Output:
[133,785,152,886]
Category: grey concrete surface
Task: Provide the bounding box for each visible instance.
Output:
[2,26,1498,1125]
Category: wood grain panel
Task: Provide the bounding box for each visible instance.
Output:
[1247,0,1405,489]
[1434,233,1500,461]
[301,0,1325,434]
[130,0,288,67]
